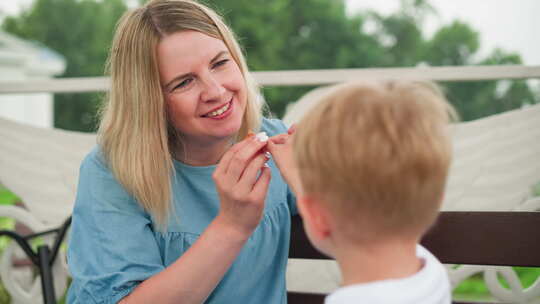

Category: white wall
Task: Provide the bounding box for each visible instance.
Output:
[0,93,53,128]
[0,52,56,129]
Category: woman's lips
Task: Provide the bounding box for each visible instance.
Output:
[203,100,233,120]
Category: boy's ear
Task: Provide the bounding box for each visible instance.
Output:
[298,194,332,240]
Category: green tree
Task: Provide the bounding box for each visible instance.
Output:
[3,0,127,132]
[425,21,479,66]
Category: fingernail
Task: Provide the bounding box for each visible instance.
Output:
[263,163,270,168]
[265,151,272,159]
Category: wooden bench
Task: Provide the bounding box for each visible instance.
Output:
[287,211,540,304]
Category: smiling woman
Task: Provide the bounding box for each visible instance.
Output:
[66,1,300,303]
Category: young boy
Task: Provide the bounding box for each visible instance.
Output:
[292,80,454,303]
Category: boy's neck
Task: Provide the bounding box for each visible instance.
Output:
[333,238,422,287]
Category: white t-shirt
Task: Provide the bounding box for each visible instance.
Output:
[325,245,451,304]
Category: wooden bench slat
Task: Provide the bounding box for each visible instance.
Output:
[289,212,540,267]
[287,292,325,304]
[421,211,540,267]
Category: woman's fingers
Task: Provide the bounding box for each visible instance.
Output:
[236,153,269,190]
[267,133,291,157]
[215,138,251,177]
[268,134,288,145]
[266,138,283,153]
[251,166,271,200]
[225,139,267,182]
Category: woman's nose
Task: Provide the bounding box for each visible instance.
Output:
[200,74,226,102]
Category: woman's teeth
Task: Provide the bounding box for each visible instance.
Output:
[206,102,230,117]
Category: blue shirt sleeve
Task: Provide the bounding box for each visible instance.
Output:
[261,118,298,215]
[67,148,165,304]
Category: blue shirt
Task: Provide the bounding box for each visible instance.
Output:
[67,118,297,304]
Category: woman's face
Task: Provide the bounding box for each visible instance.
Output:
[157,30,247,145]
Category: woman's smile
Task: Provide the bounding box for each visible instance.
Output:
[202,99,233,119]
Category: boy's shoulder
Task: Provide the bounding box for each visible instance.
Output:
[325,245,450,304]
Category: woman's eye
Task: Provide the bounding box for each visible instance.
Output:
[212,59,229,69]
[173,78,193,91]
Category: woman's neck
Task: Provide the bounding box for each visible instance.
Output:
[174,136,234,166]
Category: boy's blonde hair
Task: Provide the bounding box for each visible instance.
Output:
[293,81,455,243]
[98,0,261,229]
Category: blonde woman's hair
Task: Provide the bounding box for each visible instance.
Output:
[98,0,262,229]
[293,80,456,243]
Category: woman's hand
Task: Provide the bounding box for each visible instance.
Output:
[212,136,272,239]
[267,125,303,197]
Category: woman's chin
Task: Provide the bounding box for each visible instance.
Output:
[213,127,242,140]
[212,116,244,139]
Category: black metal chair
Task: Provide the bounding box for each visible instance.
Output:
[0,216,71,304]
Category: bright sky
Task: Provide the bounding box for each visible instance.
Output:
[1,0,539,65]
[346,0,540,66]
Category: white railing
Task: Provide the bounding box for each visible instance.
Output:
[1,64,540,94]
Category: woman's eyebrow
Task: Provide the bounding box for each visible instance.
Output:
[210,50,229,64]
[165,72,194,91]
[164,50,230,90]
